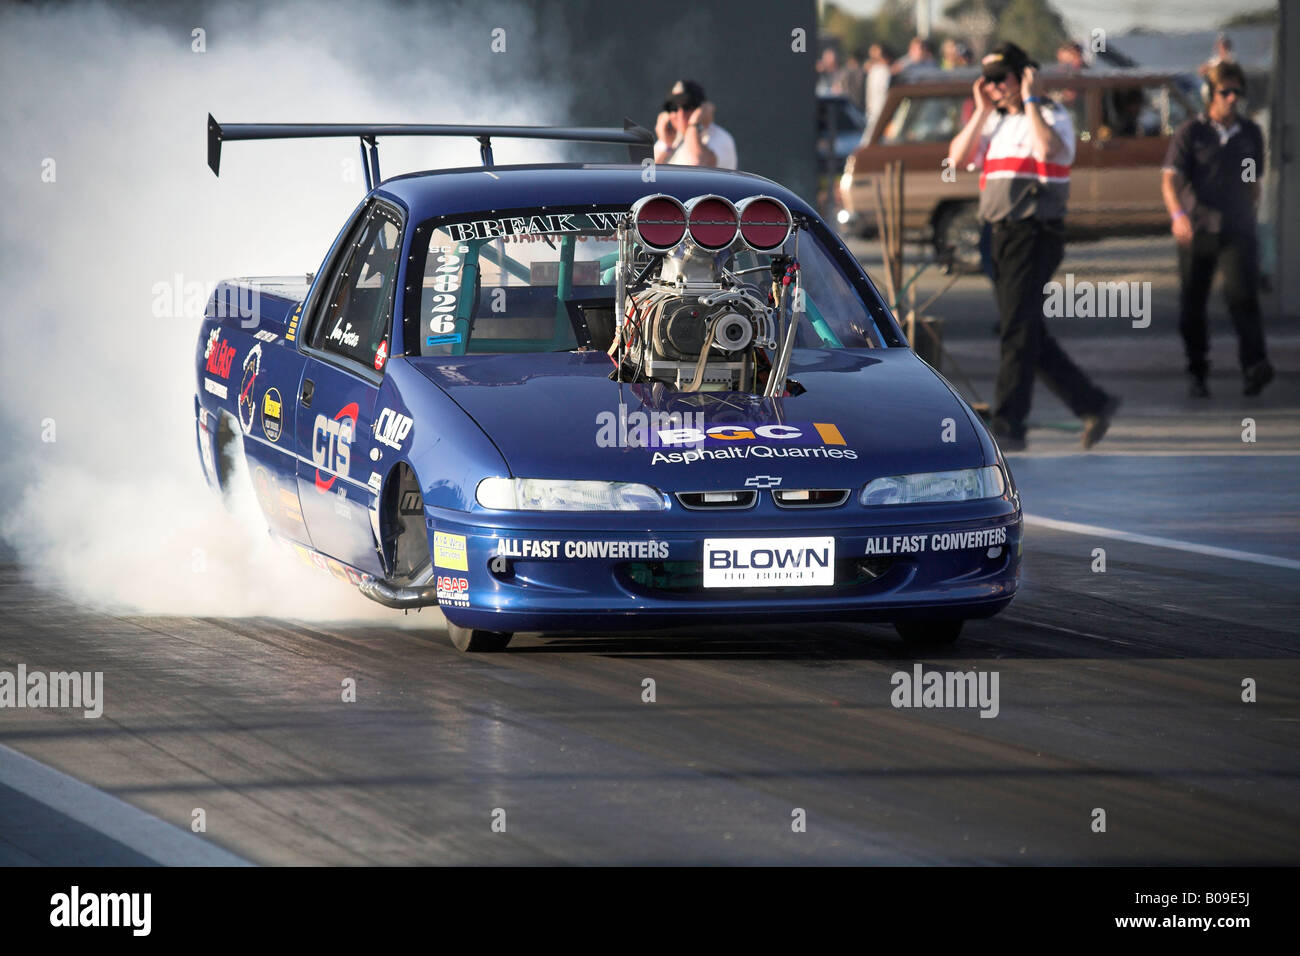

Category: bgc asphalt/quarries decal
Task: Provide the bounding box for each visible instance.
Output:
[650,422,856,465]
[373,408,413,450]
[436,575,469,607]
[313,402,358,492]
[237,344,262,433]
[261,387,283,442]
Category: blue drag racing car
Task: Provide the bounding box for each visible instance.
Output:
[195,116,1020,651]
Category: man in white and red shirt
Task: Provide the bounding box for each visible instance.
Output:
[948,42,1118,451]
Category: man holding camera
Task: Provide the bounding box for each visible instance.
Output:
[948,42,1118,451]
[653,80,738,170]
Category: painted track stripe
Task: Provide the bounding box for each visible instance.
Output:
[1024,514,1300,571]
[0,743,251,866]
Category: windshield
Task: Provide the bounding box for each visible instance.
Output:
[403,206,884,356]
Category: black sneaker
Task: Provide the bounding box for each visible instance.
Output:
[1243,360,1274,396]
[1081,395,1121,450]
[1190,374,1210,398]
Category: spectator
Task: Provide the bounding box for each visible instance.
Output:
[864,43,896,136]
[1056,41,1086,71]
[843,48,867,113]
[816,47,842,96]
[1162,60,1272,397]
[1199,34,1234,76]
[942,39,972,70]
[947,41,1119,450]
[892,36,938,76]
[653,80,738,170]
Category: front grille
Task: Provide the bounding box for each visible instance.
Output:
[620,557,897,596]
[675,490,758,510]
[772,488,851,508]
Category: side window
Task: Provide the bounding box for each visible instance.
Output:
[311,204,403,369]
[1104,85,1180,138]
[880,95,969,145]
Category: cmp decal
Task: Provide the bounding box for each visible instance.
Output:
[373,408,413,450]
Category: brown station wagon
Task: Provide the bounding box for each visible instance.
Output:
[838,67,1202,270]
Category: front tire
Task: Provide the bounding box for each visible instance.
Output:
[895,620,963,647]
[446,622,513,653]
[933,203,982,274]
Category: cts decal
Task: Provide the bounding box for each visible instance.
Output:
[312,402,358,491]
[374,338,388,370]
[436,575,469,607]
[374,408,413,450]
[204,329,236,378]
[261,387,283,442]
[203,377,227,399]
[862,526,1008,555]
[496,538,670,560]
[434,532,468,571]
[237,344,262,433]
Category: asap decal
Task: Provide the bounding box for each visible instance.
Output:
[651,422,857,464]
[436,575,469,607]
[374,408,413,450]
[862,526,1009,555]
[497,538,670,560]
[203,328,236,378]
[313,402,358,491]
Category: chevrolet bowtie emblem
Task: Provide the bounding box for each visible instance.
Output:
[744,475,783,488]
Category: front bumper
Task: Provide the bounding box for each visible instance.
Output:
[428,507,1022,633]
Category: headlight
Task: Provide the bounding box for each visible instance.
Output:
[860,466,1006,506]
[476,477,666,512]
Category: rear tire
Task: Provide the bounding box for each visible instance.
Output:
[933,203,982,274]
[895,620,963,647]
[447,622,513,653]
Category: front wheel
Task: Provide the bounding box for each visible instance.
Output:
[933,203,983,274]
[446,622,513,653]
[894,620,963,647]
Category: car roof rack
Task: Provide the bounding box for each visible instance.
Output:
[206,114,655,190]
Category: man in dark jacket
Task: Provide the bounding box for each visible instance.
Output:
[1162,61,1272,397]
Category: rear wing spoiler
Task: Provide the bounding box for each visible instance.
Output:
[207,114,655,189]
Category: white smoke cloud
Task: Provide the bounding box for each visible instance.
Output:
[0,0,571,618]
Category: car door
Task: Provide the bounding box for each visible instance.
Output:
[294,199,404,574]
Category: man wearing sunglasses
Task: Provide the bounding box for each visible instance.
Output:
[948,42,1118,451]
[1162,61,1272,397]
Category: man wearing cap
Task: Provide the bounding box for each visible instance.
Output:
[654,80,738,170]
[947,41,1119,451]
